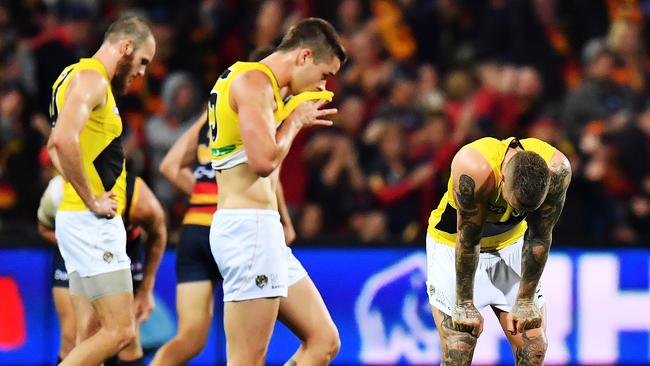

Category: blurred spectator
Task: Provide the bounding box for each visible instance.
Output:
[341,27,394,96]
[145,72,202,212]
[416,63,445,114]
[0,83,42,220]
[366,121,433,243]
[304,128,368,238]
[1,0,649,247]
[608,19,650,96]
[614,101,650,243]
[562,38,635,144]
[376,68,422,132]
[335,0,365,36]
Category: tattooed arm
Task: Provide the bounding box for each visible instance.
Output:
[509,151,571,334]
[449,148,491,337]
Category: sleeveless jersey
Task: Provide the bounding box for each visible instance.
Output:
[183,119,219,226]
[50,58,127,215]
[427,137,556,251]
[207,61,333,170]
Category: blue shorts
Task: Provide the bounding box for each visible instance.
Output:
[52,239,144,292]
[176,224,221,283]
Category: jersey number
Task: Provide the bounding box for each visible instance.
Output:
[49,68,73,125]
[207,92,218,143]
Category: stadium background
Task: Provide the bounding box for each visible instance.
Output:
[1,0,650,365]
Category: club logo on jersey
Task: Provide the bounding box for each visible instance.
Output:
[488,203,506,214]
[103,251,114,263]
[255,274,268,289]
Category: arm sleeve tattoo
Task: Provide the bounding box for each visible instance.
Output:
[455,174,485,304]
[518,161,571,301]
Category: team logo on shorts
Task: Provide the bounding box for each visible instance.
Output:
[255,274,268,289]
[427,284,436,296]
[103,251,114,263]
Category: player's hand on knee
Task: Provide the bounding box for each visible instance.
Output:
[91,191,117,218]
[452,303,484,337]
[507,300,542,335]
[287,99,337,128]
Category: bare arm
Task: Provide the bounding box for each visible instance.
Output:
[129,178,167,322]
[450,148,492,337]
[518,152,571,301]
[38,222,57,245]
[234,71,335,177]
[130,178,167,293]
[505,151,571,335]
[159,110,207,195]
[452,149,490,304]
[47,70,114,215]
[276,180,295,245]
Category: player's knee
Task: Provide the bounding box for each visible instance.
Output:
[514,332,547,365]
[322,325,341,359]
[105,325,136,350]
[440,331,477,366]
[305,323,340,362]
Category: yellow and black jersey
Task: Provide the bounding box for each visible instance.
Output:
[183,119,219,226]
[427,137,556,251]
[207,61,333,170]
[50,58,127,215]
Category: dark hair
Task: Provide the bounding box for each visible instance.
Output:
[507,151,550,209]
[104,16,153,49]
[248,47,275,62]
[276,18,347,64]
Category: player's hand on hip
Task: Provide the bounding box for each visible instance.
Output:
[91,191,117,219]
[506,299,542,335]
[288,99,337,128]
[452,302,484,337]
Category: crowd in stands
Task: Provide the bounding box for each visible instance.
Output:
[1,0,650,247]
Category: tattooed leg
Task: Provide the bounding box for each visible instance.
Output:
[493,306,548,366]
[514,331,547,366]
[431,306,477,366]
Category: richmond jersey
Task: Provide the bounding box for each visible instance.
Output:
[427,137,556,251]
[207,61,333,170]
[50,58,127,215]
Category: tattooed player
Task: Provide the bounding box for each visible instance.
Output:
[425,137,571,365]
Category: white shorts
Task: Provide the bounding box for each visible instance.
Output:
[210,209,307,302]
[426,236,545,315]
[55,211,129,277]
